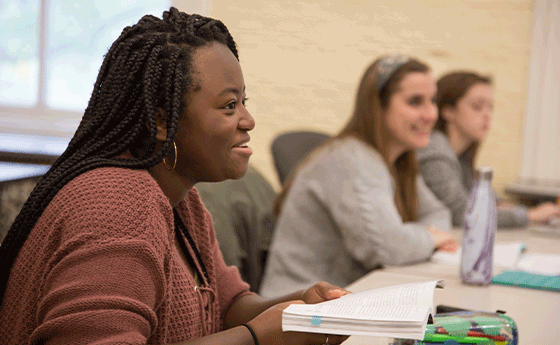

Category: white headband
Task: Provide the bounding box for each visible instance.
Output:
[375,55,411,91]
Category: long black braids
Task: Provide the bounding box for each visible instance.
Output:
[0,7,238,304]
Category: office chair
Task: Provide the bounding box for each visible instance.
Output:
[271,130,330,185]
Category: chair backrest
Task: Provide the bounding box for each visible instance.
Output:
[0,176,42,243]
[196,165,276,292]
[271,131,331,185]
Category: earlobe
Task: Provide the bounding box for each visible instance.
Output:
[155,108,168,141]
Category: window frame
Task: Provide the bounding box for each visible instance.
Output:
[0,0,209,139]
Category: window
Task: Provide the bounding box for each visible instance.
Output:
[0,1,40,108]
[45,1,173,112]
[0,0,208,139]
[504,0,560,201]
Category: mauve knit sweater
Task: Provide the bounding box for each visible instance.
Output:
[0,167,252,344]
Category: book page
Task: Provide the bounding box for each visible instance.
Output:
[330,280,442,309]
[283,303,431,322]
[283,280,442,321]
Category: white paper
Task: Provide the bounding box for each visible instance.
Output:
[431,242,526,268]
[516,253,560,275]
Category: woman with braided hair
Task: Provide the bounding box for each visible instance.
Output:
[0,7,348,345]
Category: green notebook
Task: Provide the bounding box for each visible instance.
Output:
[492,270,560,291]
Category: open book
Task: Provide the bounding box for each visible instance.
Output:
[282,280,444,340]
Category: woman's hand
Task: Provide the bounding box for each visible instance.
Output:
[224,283,350,344]
[223,282,350,344]
[300,281,351,304]
[427,227,459,252]
[529,202,560,225]
[247,300,348,345]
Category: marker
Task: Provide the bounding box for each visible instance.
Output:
[434,328,507,341]
[425,334,490,344]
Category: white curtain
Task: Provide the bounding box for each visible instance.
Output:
[520,0,560,182]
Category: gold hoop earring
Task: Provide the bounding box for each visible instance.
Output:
[163,141,177,171]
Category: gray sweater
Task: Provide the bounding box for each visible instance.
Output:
[417,131,529,228]
[259,137,451,298]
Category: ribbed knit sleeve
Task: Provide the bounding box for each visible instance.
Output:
[1,167,252,344]
[33,240,168,344]
[2,168,174,345]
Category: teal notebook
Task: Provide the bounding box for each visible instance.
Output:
[492,270,560,291]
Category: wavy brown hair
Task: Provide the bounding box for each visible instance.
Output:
[434,71,492,168]
[274,57,431,222]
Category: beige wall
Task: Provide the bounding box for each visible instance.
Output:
[208,0,535,195]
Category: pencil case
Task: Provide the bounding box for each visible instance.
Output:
[392,310,518,345]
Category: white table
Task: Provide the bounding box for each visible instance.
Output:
[341,229,560,344]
